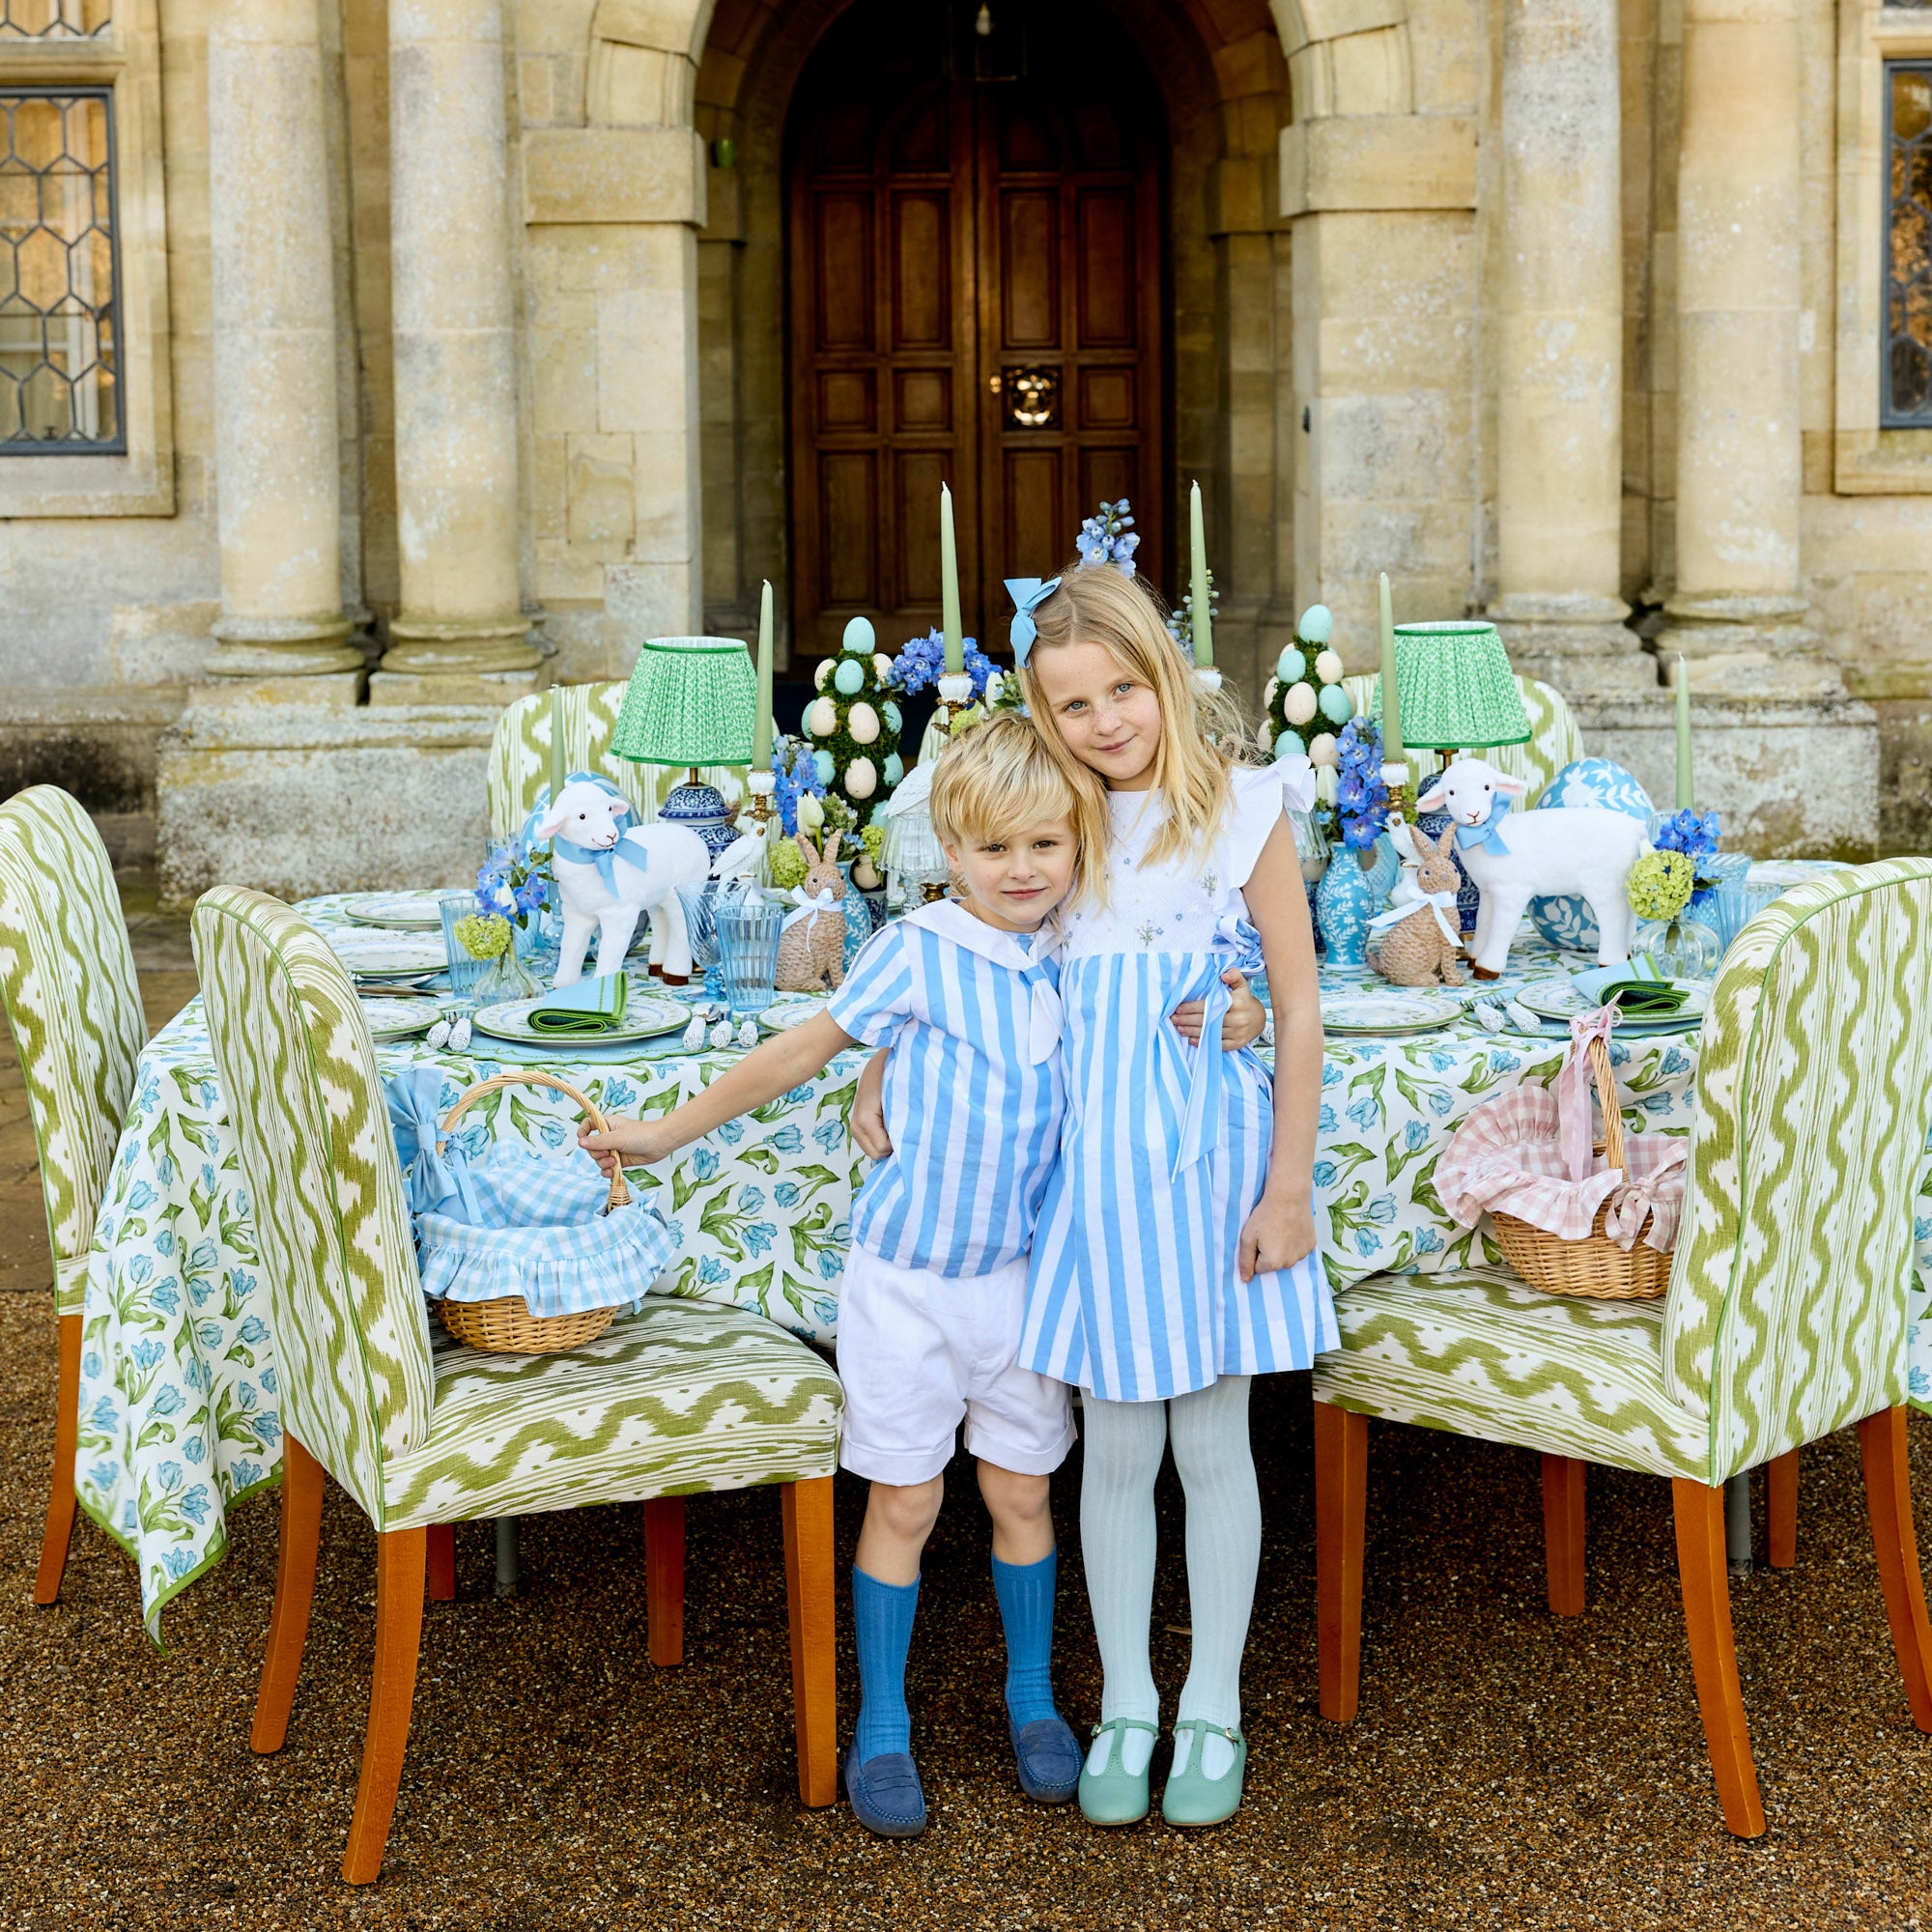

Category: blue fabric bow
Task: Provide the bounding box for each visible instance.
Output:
[1006,577,1063,666]
[1453,794,1515,857]
[384,1068,480,1224]
[554,834,651,895]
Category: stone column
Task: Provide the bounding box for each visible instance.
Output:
[373,0,541,699]
[1487,0,1647,694]
[204,0,361,685]
[1660,0,1836,696]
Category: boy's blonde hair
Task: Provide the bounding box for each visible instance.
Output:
[1016,564,1250,881]
[927,711,1082,860]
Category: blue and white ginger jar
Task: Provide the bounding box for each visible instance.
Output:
[1527,758,1654,953]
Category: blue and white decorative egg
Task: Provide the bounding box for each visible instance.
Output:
[1527,757,1655,952]
[834,657,865,696]
[1276,646,1307,685]
[883,752,903,785]
[841,615,875,656]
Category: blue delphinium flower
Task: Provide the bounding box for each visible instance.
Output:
[888,629,994,698]
[1074,499,1140,576]
[1651,807,1723,907]
[1332,717,1390,850]
[770,736,828,837]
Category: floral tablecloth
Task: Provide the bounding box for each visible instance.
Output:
[74,914,1932,1639]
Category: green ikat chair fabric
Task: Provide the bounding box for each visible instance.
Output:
[0,786,146,1316]
[192,886,840,1530]
[487,683,748,842]
[1316,858,1932,1485]
[1340,673,1582,808]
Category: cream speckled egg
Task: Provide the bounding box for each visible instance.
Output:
[845,756,878,801]
[1285,682,1319,726]
[807,695,838,737]
[847,701,881,745]
[1257,721,1274,754]
[873,654,893,680]
[1315,649,1344,685]
[1308,731,1339,767]
[813,659,833,692]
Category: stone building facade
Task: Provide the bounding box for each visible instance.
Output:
[1,0,1928,895]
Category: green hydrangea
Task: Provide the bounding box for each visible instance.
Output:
[1627,849,1694,923]
[861,823,887,871]
[452,912,512,959]
[767,838,810,892]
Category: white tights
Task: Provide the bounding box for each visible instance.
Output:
[1079,1375,1260,1780]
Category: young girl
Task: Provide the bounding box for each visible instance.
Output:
[1009,564,1336,1829]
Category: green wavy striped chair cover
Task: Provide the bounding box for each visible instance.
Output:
[1312,858,1932,1839]
[1340,672,1582,806]
[0,785,146,1605]
[486,683,747,841]
[191,885,842,1883]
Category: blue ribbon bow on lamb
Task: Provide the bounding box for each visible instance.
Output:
[552,834,652,895]
[1006,577,1063,666]
[1454,793,1515,856]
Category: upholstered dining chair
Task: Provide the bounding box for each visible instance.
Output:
[0,785,147,1605]
[1311,859,1932,1838]
[486,682,747,842]
[191,885,843,1884]
[1340,671,1583,808]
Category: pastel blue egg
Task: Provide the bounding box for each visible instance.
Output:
[1275,646,1306,686]
[883,753,903,784]
[1317,684,1352,725]
[882,700,902,734]
[834,657,865,696]
[841,615,875,655]
[1527,758,1656,952]
[1297,604,1333,644]
[1271,729,1306,762]
[813,750,836,785]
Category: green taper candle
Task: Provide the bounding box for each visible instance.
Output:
[548,684,565,803]
[940,482,963,674]
[753,579,775,771]
[1189,479,1213,668]
[1378,572,1405,768]
[1675,654,1694,810]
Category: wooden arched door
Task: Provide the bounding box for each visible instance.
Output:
[786,0,1166,659]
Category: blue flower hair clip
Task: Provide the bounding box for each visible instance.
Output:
[1006,576,1062,666]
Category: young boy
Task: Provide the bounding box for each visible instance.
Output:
[582,714,1089,1837]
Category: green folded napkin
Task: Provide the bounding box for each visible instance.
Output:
[1571,958,1689,1016]
[525,973,629,1035]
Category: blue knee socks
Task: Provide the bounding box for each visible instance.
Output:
[992,1549,1060,1728]
[851,1566,920,1764]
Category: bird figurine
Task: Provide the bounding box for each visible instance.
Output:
[680,1011,707,1052]
[710,820,768,885]
[708,1019,734,1050]
[735,1018,758,1050]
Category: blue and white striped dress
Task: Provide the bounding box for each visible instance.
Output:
[827,897,1065,1278]
[1018,766,1337,1402]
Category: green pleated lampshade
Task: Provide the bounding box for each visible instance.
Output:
[1372,619,1531,750]
[611,636,757,767]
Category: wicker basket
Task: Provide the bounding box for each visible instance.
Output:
[1489,1033,1673,1302]
[433,1070,632,1353]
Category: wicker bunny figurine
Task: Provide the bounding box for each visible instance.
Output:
[1370,823,1467,988]
[774,831,849,992]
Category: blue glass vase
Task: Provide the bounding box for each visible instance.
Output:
[1314,835,1400,967]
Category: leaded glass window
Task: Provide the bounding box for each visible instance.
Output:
[0,89,120,449]
[1887,60,1932,427]
[0,1,111,39]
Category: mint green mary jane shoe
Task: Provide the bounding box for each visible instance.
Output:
[1159,1719,1248,1828]
[1078,1718,1157,1826]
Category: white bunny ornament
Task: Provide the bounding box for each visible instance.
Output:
[1417,757,1644,979]
[536,779,711,985]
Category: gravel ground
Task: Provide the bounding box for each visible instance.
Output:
[1,894,1928,1928]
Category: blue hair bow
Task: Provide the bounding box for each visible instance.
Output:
[1006,577,1062,667]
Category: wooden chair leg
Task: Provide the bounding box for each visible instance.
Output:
[1671,1477,1767,1837]
[341,1527,427,1886]
[1315,1401,1369,1723]
[33,1311,81,1606]
[1541,1453,1586,1617]
[1766,1449,1798,1570]
[426,1524,456,1604]
[781,1477,837,1807]
[642,1496,686,1666]
[251,1432,326,1753]
[1859,1406,1932,1731]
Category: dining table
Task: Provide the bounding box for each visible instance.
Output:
[71,884,1932,1639]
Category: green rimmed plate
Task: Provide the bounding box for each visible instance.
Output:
[326,929,450,979]
[471,983,694,1047]
[1518,978,1709,1026]
[358,993,443,1041]
[1321,990,1465,1037]
[758,993,832,1036]
[339,890,450,930]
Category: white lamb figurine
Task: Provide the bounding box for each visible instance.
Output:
[535,781,711,985]
[1417,757,1645,979]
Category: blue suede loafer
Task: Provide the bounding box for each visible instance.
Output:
[844,1747,926,1837]
[1009,1714,1082,1804]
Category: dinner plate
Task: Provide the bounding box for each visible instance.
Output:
[325,929,450,978]
[470,982,693,1047]
[1517,978,1709,1024]
[358,993,443,1041]
[339,890,449,930]
[758,993,831,1036]
[1320,990,1465,1036]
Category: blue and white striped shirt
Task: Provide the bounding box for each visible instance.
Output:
[827,898,1065,1278]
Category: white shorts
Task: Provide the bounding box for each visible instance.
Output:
[836,1246,1076,1487]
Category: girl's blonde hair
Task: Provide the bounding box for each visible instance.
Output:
[1016,564,1251,883]
[928,710,1083,863]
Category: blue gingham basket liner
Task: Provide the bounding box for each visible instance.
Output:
[416,1197,675,1320]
